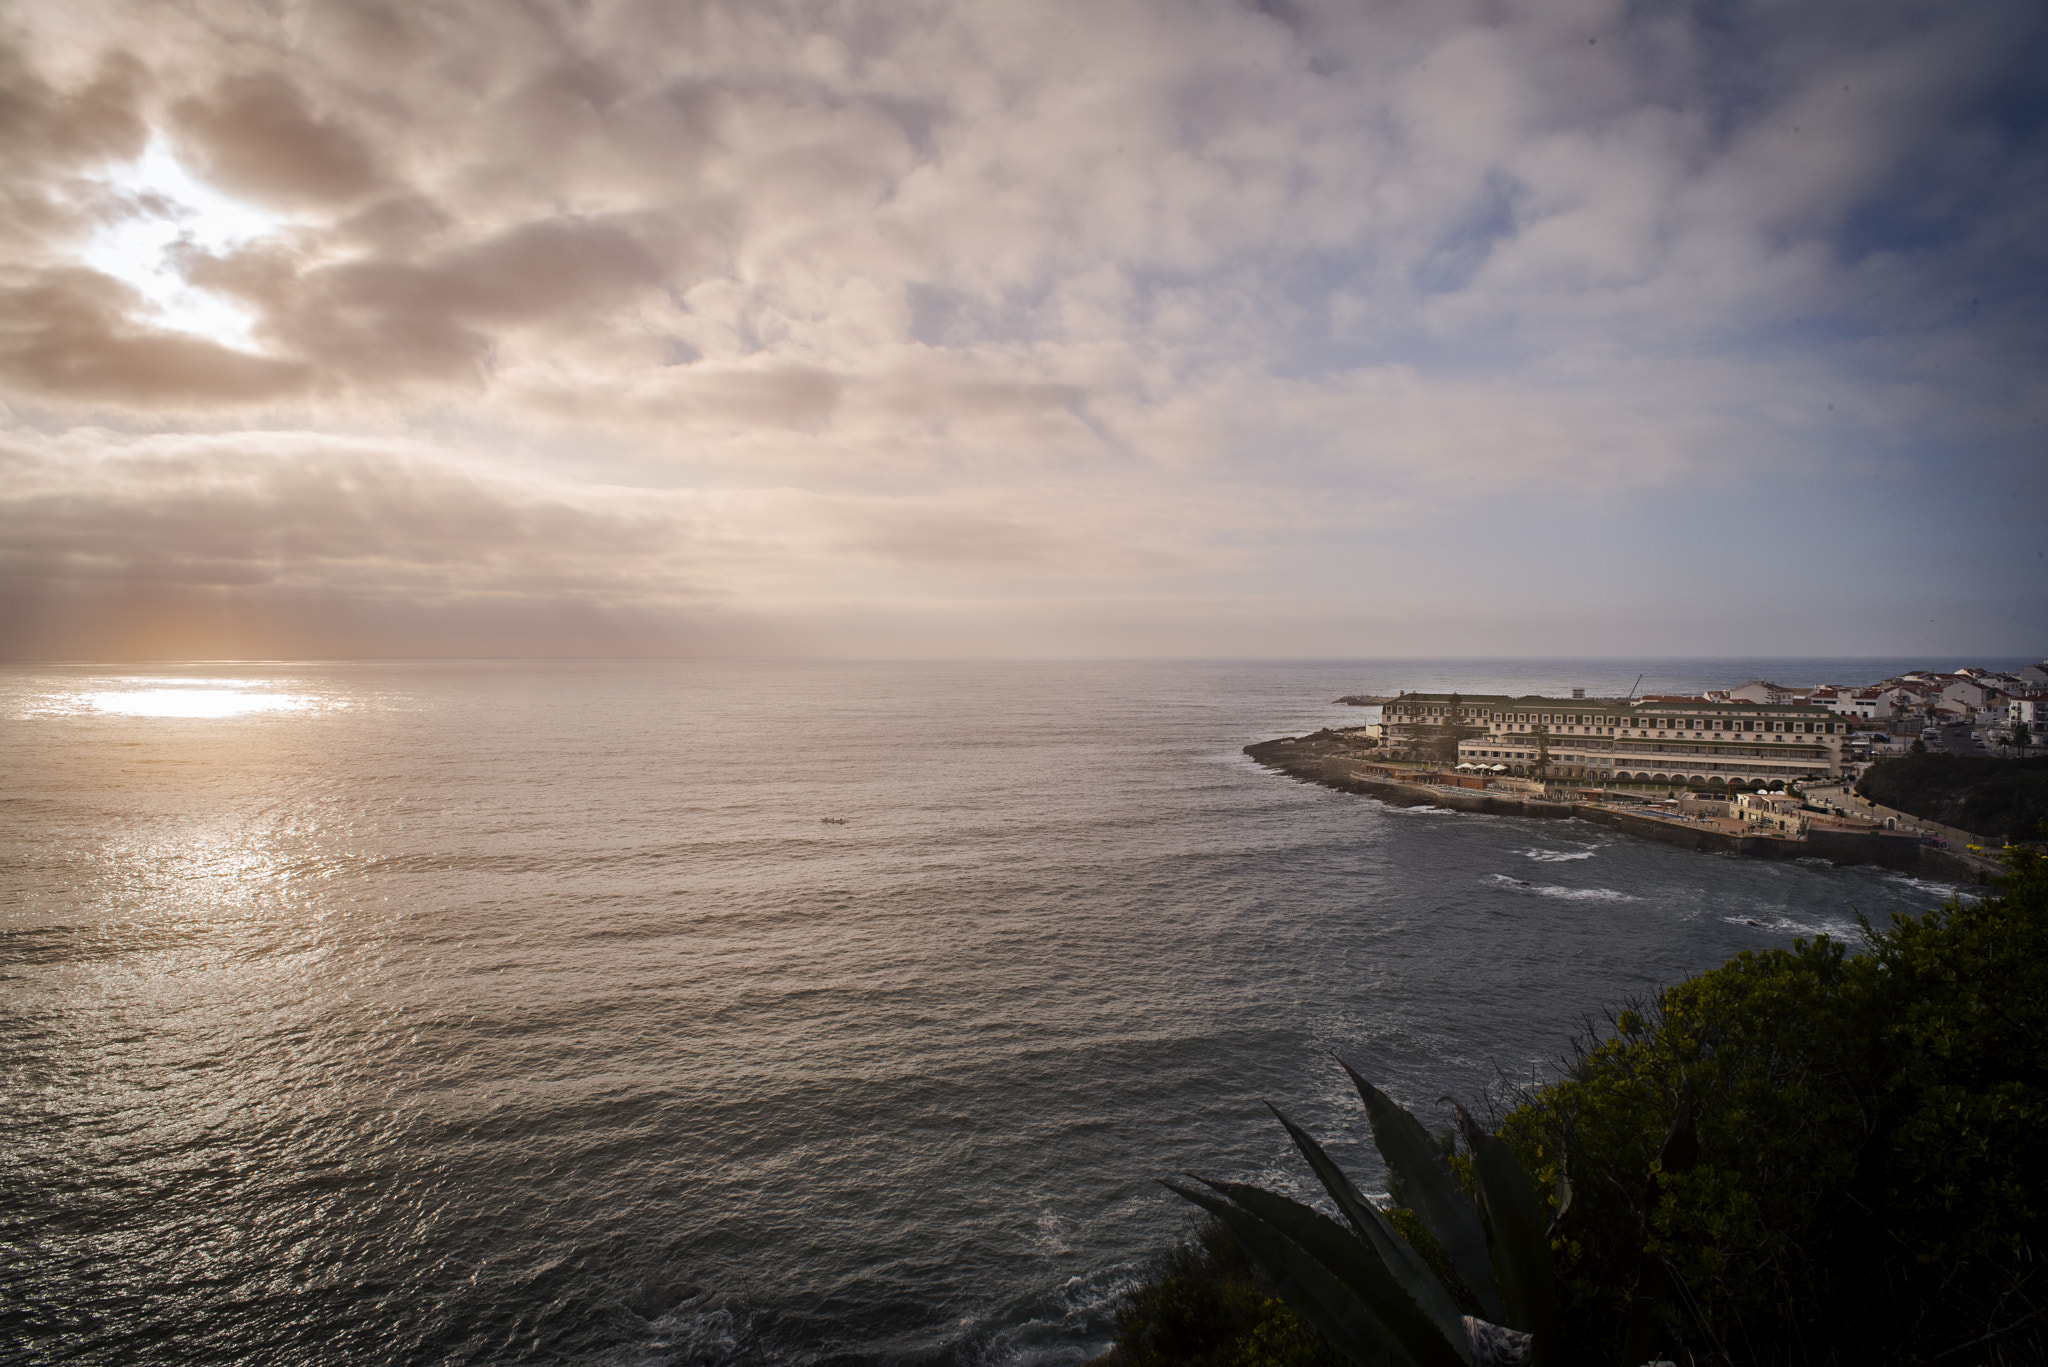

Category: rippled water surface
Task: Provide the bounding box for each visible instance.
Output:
[0,659,1977,1364]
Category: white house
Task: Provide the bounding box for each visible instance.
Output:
[2005,693,2048,736]
[1942,678,1998,710]
[1882,684,1941,716]
[1733,791,1807,834]
[1812,687,1887,719]
[1728,680,1795,705]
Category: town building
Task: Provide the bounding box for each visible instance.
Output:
[1941,677,1999,711]
[1878,682,1941,719]
[2002,692,2048,735]
[1380,691,1846,786]
[1728,680,1798,705]
[1811,686,1888,720]
[1733,791,1807,834]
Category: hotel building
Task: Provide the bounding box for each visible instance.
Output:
[1381,691,1845,786]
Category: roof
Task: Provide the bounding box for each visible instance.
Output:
[1388,692,1839,714]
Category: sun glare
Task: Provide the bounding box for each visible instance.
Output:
[14,676,348,721]
[80,142,290,344]
[86,689,320,718]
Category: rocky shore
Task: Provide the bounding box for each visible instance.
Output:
[1246,730,2003,884]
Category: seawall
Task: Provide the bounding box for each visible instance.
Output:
[1245,733,1996,883]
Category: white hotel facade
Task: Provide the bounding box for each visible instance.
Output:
[1382,692,1845,786]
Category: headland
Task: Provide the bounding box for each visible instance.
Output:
[1245,729,2004,885]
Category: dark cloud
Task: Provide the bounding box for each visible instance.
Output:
[0,0,2043,657]
[332,193,452,251]
[168,72,384,209]
[0,439,676,595]
[0,41,148,171]
[0,430,762,657]
[0,267,311,402]
[173,212,673,386]
[0,42,149,251]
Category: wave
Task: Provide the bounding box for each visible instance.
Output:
[1880,873,1965,897]
[1723,914,1863,940]
[1489,874,1633,900]
[1520,846,1595,862]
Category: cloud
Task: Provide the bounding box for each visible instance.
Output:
[0,266,312,402]
[0,40,147,169]
[0,40,149,253]
[168,72,385,209]
[183,211,675,386]
[0,0,2042,656]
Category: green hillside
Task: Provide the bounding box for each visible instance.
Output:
[1855,754,2048,844]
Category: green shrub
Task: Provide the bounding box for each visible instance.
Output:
[1503,845,2048,1364]
[1114,1216,1346,1367]
[1856,753,2048,842]
[1128,847,2048,1364]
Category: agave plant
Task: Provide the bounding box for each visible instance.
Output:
[1163,1059,1565,1367]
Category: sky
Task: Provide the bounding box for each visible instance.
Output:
[1,0,2044,661]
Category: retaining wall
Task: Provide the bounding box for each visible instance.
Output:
[1243,737,1996,882]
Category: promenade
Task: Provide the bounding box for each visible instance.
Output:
[1244,733,2005,884]
[1802,782,1994,850]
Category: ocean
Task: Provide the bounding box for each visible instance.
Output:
[0,658,1992,1365]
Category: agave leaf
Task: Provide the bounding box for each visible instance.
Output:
[1200,1178,1469,1367]
[1269,1104,1473,1362]
[1454,1106,1563,1365]
[1463,1316,1535,1367]
[1338,1058,1506,1323]
[1548,1164,1572,1241]
[1161,1179,1404,1367]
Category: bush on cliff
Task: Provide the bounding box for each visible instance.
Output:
[1508,847,2048,1363]
[1855,753,2048,843]
[1113,1215,1345,1367]
[1120,848,2048,1365]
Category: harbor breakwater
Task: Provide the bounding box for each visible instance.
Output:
[1245,733,2001,884]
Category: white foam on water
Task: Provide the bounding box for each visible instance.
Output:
[1489,874,1633,900]
[1722,914,1862,940]
[1521,846,1595,862]
[1881,873,1963,897]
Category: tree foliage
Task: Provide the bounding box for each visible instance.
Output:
[1503,845,2048,1364]
[1856,753,2048,842]
[1117,849,2048,1366]
[1115,1216,1347,1367]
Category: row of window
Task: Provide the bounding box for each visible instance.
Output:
[1463,747,1823,772]
[1398,706,1836,734]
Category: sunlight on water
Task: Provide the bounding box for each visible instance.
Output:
[84,689,322,718]
[0,659,1983,1366]
[15,676,340,719]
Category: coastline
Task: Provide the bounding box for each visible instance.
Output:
[1244,732,2004,886]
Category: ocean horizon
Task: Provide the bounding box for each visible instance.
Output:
[1,657,2011,1364]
